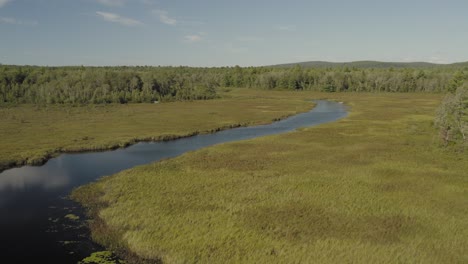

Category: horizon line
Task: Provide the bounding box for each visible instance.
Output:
[1,60,468,68]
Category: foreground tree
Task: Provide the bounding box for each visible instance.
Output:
[435,84,468,148]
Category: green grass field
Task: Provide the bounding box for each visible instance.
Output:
[0,96,311,172]
[73,91,468,263]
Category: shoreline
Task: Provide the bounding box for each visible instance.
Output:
[70,100,349,263]
[0,108,311,173]
[0,100,317,263]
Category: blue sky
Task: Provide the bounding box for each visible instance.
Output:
[1,0,468,66]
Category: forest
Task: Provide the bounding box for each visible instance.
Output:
[0,65,467,105]
[1,64,466,149]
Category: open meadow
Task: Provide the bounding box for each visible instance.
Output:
[73,91,468,263]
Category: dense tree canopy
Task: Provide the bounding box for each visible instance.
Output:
[0,66,218,104]
[0,65,466,105]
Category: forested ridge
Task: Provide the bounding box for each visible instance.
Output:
[272,60,468,69]
[0,65,467,105]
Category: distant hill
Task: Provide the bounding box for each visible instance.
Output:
[270,60,468,69]
[448,61,468,68]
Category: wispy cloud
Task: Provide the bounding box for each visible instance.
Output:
[96,0,125,7]
[427,56,449,64]
[0,0,12,8]
[0,16,38,26]
[427,50,450,64]
[276,25,297,31]
[401,52,450,64]
[96,11,142,26]
[152,9,177,25]
[185,34,202,43]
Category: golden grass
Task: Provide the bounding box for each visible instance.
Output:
[0,96,311,172]
[73,91,466,263]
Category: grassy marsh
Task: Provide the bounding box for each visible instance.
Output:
[0,97,311,172]
[73,91,468,263]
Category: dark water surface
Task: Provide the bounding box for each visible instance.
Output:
[0,100,347,263]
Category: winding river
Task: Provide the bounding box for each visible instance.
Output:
[0,100,347,263]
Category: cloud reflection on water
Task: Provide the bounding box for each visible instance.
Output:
[0,164,70,191]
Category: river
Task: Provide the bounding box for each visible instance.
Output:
[0,100,347,263]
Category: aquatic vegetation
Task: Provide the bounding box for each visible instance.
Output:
[79,251,125,264]
[64,214,80,221]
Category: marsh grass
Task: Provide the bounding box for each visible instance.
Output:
[0,97,311,172]
[73,91,468,263]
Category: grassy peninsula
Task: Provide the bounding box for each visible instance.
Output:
[0,95,312,172]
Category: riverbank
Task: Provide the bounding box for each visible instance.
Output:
[73,92,468,263]
[0,94,313,173]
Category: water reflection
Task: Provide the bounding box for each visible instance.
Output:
[0,100,347,263]
[0,162,71,191]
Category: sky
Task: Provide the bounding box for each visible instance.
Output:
[1,0,468,67]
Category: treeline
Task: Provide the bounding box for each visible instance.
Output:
[251,66,466,93]
[0,66,218,104]
[1,65,467,105]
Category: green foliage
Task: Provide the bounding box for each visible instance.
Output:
[435,84,468,148]
[0,66,218,105]
[446,71,466,93]
[322,75,336,92]
[0,65,464,105]
[251,66,457,92]
[79,251,125,264]
[73,92,468,263]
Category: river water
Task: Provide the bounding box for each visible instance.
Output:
[0,100,347,263]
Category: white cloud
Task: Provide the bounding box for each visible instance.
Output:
[427,50,450,64]
[185,35,202,43]
[400,51,451,64]
[96,0,125,7]
[96,11,143,26]
[427,56,449,64]
[0,16,38,26]
[0,0,11,8]
[152,9,177,25]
